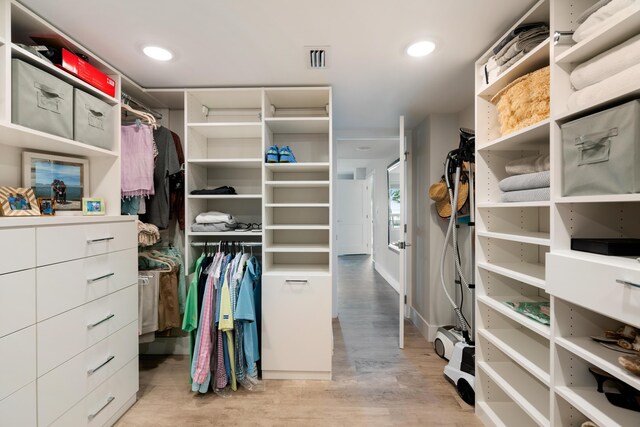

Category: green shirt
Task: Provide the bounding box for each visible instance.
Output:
[182,253,205,381]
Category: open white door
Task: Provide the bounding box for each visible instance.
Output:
[398,116,408,349]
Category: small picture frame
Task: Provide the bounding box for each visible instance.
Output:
[82,198,105,216]
[38,198,56,216]
[0,187,41,216]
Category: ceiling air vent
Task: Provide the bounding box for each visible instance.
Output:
[306,46,329,69]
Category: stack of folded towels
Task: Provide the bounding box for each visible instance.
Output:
[499,154,550,203]
[567,0,640,111]
[480,22,549,85]
[190,211,238,232]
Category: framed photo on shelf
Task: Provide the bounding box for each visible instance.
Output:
[38,198,56,216]
[0,186,41,216]
[22,152,89,213]
[82,198,105,216]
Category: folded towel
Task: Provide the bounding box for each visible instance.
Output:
[498,34,549,72]
[190,222,238,232]
[195,211,236,224]
[496,26,549,66]
[577,0,613,24]
[501,187,550,203]
[571,33,640,90]
[573,0,636,43]
[567,62,640,111]
[499,171,550,192]
[492,22,548,55]
[505,154,550,176]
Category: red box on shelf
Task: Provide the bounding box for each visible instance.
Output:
[58,49,116,97]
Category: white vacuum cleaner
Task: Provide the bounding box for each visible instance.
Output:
[434,128,475,406]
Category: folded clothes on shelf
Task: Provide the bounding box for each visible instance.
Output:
[501,187,550,203]
[195,211,237,224]
[573,0,636,43]
[505,154,550,176]
[492,22,548,55]
[502,301,550,326]
[190,222,238,232]
[190,186,237,195]
[499,170,550,192]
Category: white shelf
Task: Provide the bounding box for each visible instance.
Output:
[265,162,330,172]
[264,264,330,276]
[187,194,262,200]
[265,203,330,208]
[265,117,330,133]
[265,244,330,253]
[478,230,550,246]
[555,4,640,65]
[477,201,551,208]
[478,329,550,386]
[555,386,638,427]
[555,336,640,392]
[478,362,549,426]
[477,295,550,339]
[477,401,539,427]
[477,39,550,99]
[265,224,330,230]
[478,119,550,151]
[552,250,640,272]
[187,159,262,168]
[556,194,640,204]
[477,261,546,289]
[555,82,640,124]
[188,231,263,237]
[0,122,117,158]
[187,122,262,138]
[11,44,118,105]
[265,181,330,188]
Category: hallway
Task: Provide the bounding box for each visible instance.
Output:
[116,255,480,426]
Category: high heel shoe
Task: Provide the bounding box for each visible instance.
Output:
[589,367,620,393]
[605,391,640,412]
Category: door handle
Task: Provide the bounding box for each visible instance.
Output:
[87,355,115,375]
[285,279,308,284]
[87,273,115,284]
[88,396,115,420]
[87,237,114,244]
[87,313,114,329]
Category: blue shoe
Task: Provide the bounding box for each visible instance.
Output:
[279,146,297,163]
[266,145,279,163]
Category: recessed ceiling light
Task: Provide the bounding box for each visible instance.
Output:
[357,146,372,151]
[143,46,173,61]
[406,40,436,57]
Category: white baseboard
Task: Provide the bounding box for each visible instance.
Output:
[409,307,441,342]
[373,263,399,293]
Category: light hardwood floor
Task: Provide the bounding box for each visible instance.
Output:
[116,255,481,426]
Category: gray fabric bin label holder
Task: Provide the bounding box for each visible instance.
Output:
[575,128,618,166]
[35,82,63,114]
[86,104,105,130]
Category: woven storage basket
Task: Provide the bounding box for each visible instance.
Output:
[491,66,550,136]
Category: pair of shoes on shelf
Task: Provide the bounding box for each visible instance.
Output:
[265,145,297,163]
[589,367,640,412]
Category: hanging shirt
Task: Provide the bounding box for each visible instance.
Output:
[182,253,205,381]
[219,262,237,391]
[235,257,261,377]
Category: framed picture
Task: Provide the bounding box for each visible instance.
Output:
[82,198,105,216]
[38,198,56,216]
[0,187,41,216]
[23,152,89,213]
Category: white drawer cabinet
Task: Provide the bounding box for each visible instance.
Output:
[0,326,36,400]
[38,321,138,426]
[37,248,137,321]
[0,227,35,275]
[37,284,138,376]
[0,269,35,337]
[547,253,640,327]
[51,358,138,427]
[36,221,136,266]
[262,274,332,379]
[0,381,37,427]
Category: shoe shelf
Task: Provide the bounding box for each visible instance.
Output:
[478,261,546,289]
[187,159,263,168]
[555,3,640,65]
[476,372,541,427]
[478,202,551,208]
[264,162,330,172]
[477,295,550,339]
[478,230,550,246]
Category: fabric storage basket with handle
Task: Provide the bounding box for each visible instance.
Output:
[74,88,114,150]
[561,100,640,196]
[11,59,73,139]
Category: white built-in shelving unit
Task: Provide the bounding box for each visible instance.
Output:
[475,1,640,426]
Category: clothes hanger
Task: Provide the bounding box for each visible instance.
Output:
[138,252,172,272]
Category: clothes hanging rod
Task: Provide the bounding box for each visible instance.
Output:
[121,91,163,120]
[190,241,263,247]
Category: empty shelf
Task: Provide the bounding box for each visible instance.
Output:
[265,181,330,188]
[264,117,329,133]
[478,119,550,151]
[477,261,546,289]
[265,244,330,253]
[187,122,262,138]
[478,230,550,246]
[265,224,330,230]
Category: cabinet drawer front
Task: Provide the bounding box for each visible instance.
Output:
[0,227,35,274]
[0,381,36,427]
[0,269,35,337]
[50,357,139,427]
[38,321,138,427]
[547,253,640,326]
[261,274,332,373]
[37,248,137,321]
[0,326,36,400]
[36,221,136,266]
[37,284,137,376]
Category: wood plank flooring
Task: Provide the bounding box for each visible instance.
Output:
[115,255,480,426]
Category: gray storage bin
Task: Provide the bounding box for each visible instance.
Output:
[562,100,640,196]
[74,89,114,150]
[11,59,73,139]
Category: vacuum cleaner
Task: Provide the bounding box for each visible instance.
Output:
[433,128,476,406]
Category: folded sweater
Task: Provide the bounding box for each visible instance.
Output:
[505,154,550,176]
[501,187,550,203]
[499,171,550,192]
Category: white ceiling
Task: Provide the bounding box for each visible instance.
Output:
[21,0,532,132]
[337,139,398,160]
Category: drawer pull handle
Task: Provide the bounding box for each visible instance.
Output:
[87,273,115,284]
[616,279,640,289]
[87,313,114,329]
[88,396,115,420]
[87,355,115,375]
[87,237,114,244]
[285,279,308,284]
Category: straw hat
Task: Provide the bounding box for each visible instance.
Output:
[429,177,469,219]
